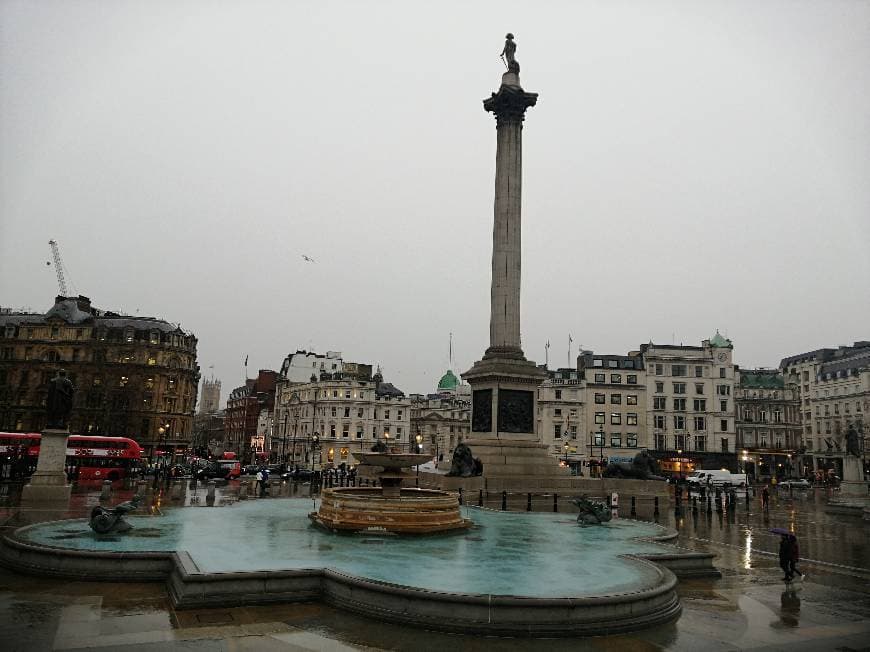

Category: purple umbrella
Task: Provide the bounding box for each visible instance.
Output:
[769,527,792,535]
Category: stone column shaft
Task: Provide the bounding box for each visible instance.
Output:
[490,120,523,352]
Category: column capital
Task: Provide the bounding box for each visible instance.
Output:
[483,83,538,126]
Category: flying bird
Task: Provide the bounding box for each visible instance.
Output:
[301,255,316,263]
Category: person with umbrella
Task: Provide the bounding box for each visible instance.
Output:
[771,528,802,582]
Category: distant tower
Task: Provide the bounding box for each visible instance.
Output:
[199,378,222,414]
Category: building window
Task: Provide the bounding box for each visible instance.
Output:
[357,427,363,439]
[673,383,686,394]
[554,389,562,399]
[593,358,603,367]
[653,397,666,410]
[674,434,686,450]
[655,364,663,376]
[654,415,666,429]
[594,373,606,383]
[720,419,728,431]
[695,366,703,378]
[594,393,605,404]
[693,398,706,411]
[655,382,664,393]
[342,424,349,438]
[610,433,622,447]
[694,416,706,430]
[720,400,728,412]
[608,360,618,368]
[610,394,621,405]
[695,435,706,451]
[673,398,686,411]
[611,413,621,425]
[672,365,686,377]
[611,374,622,384]
[626,395,638,405]
[627,413,638,425]
[330,424,336,437]
[594,412,605,424]
[719,368,726,378]
[119,376,129,387]
[553,424,562,438]
[674,415,685,430]
[331,407,337,417]
[344,407,350,418]
[655,434,666,449]
[721,438,729,452]
[570,424,577,438]
[627,374,637,384]
[594,431,604,446]
[358,408,364,418]
[554,408,562,417]
[626,433,637,447]
[385,410,390,419]
[716,385,731,396]
[695,383,704,395]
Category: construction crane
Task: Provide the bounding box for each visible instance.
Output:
[48,239,74,296]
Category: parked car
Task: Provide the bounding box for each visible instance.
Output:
[197,460,241,480]
[281,468,313,482]
[779,478,811,489]
[241,464,260,476]
[686,470,747,488]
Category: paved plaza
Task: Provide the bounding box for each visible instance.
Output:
[0,484,869,651]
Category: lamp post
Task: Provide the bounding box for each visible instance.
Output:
[676,448,683,483]
[563,441,570,467]
[415,432,423,485]
[154,422,171,489]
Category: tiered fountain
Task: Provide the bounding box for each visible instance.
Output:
[310,452,471,534]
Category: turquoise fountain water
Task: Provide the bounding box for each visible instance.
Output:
[21,499,673,598]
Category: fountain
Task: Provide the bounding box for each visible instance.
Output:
[310,452,471,534]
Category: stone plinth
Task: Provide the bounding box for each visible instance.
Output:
[21,429,71,504]
[826,456,869,516]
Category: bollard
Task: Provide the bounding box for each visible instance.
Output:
[136,480,148,497]
[553,493,558,513]
[501,490,507,511]
[100,480,112,502]
[631,496,637,517]
[479,489,484,507]
[706,496,712,513]
[206,480,216,506]
[458,487,463,505]
[527,493,532,512]
[692,496,698,513]
[716,494,723,512]
[653,496,660,517]
[170,480,183,501]
[700,486,706,500]
[239,480,248,500]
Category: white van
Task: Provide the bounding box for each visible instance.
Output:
[686,470,746,488]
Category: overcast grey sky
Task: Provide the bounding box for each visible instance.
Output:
[2,0,869,403]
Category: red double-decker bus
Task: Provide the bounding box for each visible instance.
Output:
[0,432,143,483]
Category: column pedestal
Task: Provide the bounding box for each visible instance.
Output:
[21,429,72,504]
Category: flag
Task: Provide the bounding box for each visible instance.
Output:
[568,334,573,344]
[244,355,248,366]
[546,340,550,349]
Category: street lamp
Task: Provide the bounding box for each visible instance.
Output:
[415,432,424,485]
[563,441,570,467]
[677,448,683,482]
[154,422,171,489]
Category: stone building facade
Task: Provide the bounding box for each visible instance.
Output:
[0,295,199,459]
[273,369,411,468]
[735,369,802,480]
[781,341,870,477]
[639,333,737,474]
[536,367,585,469]
[578,353,646,474]
[409,370,471,462]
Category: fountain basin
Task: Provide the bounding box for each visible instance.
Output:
[0,500,718,636]
[310,487,471,534]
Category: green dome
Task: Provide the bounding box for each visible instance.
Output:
[437,369,459,390]
[710,331,732,348]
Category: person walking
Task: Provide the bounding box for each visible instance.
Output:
[788,534,804,581]
[779,534,793,581]
[255,468,264,497]
[762,485,770,510]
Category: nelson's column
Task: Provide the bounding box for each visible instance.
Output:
[462,35,564,479]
